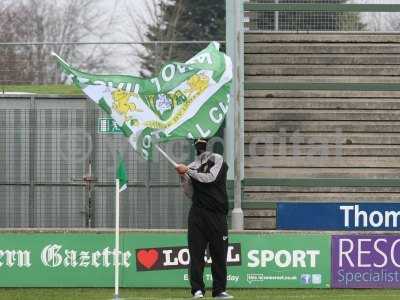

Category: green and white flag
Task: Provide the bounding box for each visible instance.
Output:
[117,152,128,192]
[53,42,232,160]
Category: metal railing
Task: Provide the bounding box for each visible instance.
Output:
[245,1,400,32]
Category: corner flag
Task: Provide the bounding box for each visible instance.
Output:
[114,151,127,299]
[117,152,128,192]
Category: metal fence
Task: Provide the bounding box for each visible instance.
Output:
[0,95,198,228]
[245,0,400,32]
[0,40,226,229]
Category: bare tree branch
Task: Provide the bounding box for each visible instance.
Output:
[0,0,121,84]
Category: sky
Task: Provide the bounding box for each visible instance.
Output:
[89,0,151,75]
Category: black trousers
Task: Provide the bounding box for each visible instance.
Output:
[188,206,228,297]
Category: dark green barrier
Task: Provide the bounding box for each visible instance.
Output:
[0,231,330,288]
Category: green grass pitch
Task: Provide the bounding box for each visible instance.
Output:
[0,288,399,300]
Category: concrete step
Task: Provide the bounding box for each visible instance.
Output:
[245,75,400,83]
[245,121,400,133]
[245,186,400,193]
[245,109,400,121]
[244,192,400,202]
[245,65,400,76]
[244,132,400,145]
[244,209,276,217]
[245,98,400,110]
[245,167,400,178]
[245,33,400,43]
[244,216,275,230]
[245,90,400,98]
[245,43,400,54]
[245,54,400,65]
[245,156,400,168]
[244,144,400,157]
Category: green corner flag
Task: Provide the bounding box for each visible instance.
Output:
[117,152,128,192]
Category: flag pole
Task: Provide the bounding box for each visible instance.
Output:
[155,144,177,167]
[114,178,120,300]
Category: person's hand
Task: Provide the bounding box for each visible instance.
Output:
[176,164,189,175]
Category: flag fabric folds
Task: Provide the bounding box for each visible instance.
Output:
[116,152,128,192]
[53,42,232,160]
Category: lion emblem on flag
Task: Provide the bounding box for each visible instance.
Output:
[112,90,143,121]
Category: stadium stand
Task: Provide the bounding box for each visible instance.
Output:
[244,33,400,229]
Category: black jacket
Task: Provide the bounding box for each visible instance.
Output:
[186,151,229,215]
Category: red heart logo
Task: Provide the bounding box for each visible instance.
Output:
[137,249,159,269]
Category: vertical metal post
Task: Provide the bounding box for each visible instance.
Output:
[225,2,235,182]
[275,0,279,31]
[88,101,97,227]
[146,159,152,228]
[28,96,36,227]
[81,101,98,228]
[226,0,244,230]
[114,178,120,300]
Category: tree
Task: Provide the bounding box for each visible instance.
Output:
[126,0,225,76]
[0,2,27,84]
[0,0,118,84]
